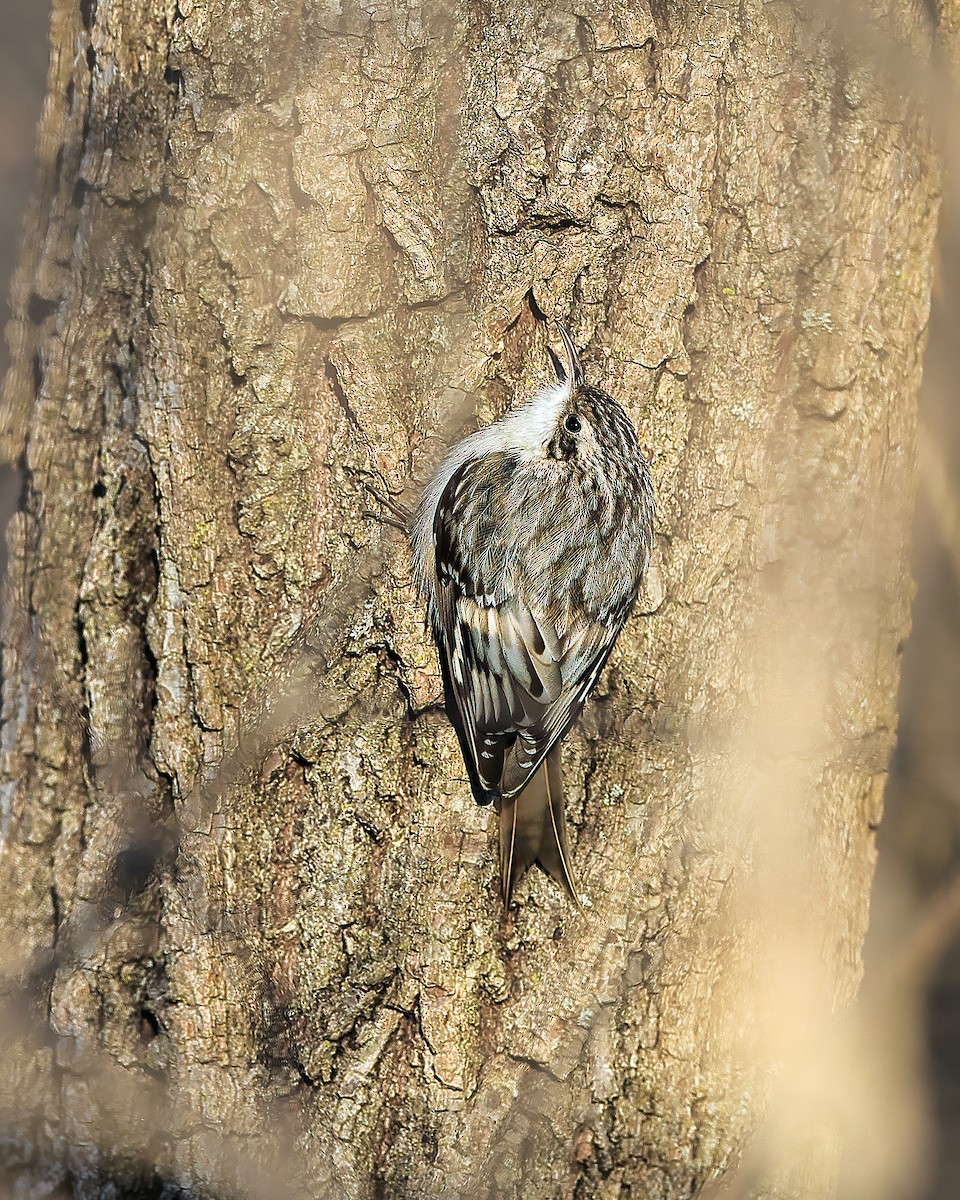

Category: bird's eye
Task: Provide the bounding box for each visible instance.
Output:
[563,414,582,434]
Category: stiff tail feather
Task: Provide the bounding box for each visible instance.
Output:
[497,749,581,907]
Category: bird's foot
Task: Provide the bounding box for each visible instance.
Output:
[359,472,413,534]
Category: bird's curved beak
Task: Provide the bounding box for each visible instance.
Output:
[554,322,585,392]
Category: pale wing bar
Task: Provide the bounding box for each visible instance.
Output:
[444,589,619,800]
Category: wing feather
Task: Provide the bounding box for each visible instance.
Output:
[431,455,632,803]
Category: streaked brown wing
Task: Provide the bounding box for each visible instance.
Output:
[495,618,618,799]
[438,585,621,800]
[432,456,628,801]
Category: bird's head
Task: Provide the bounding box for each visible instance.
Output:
[533,324,640,472]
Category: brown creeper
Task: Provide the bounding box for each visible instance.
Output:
[411,325,655,905]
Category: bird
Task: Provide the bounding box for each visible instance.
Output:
[411,323,655,905]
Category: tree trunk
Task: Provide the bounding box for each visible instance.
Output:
[0,1,941,1197]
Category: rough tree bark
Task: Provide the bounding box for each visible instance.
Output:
[0,0,942,1197]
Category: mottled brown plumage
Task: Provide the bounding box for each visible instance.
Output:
[412,324,655,905]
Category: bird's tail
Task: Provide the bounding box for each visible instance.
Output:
[497,748,581,907]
